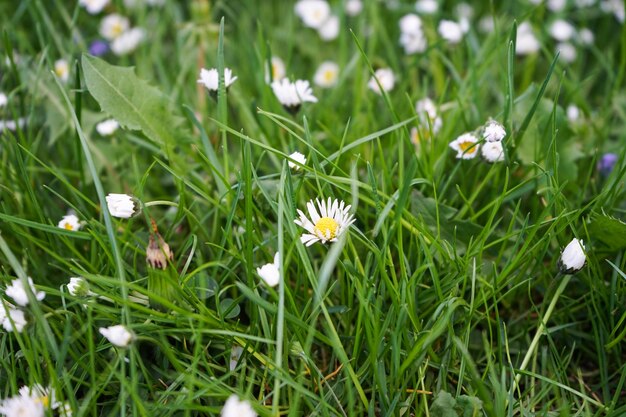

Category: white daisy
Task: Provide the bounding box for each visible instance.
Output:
[577,28,594,45]
[79,0,109,14]
[294,0,331,29]
[415,98,442,134]
[110,27,144,56]
[415,0,438,14]
[96,119,119,136]
[0,390,44,417]
[1,307,28,333]
[197,67,238,92]
[99,14,130,40]
[271,78,318,110]
[559,238,586,273]
[566,104,580,122]
[399,14,423,34]
[449,133,480,159]
[221,395,257,417]
[483,120,506,142]
[57,214,81,231]
[549,19,576,42]
[5,277,46,307]
[54,59,70,83]
[99,324,134,347]
[0,92,7,108]
[318,14,340,41]
[548,0,566,12]
[294,198,355,246]
[367,68,395,95]
[399,14,427,54]
[481,141,505,163]
[557,42,577,63]
[105,193,138,218]
[288,151,307,170]
[516,22,540,55]
[438,19,465,44]
[257,252,280,287]
[264,56,286,83]
[345,0,363,16]
[313,61,339,88]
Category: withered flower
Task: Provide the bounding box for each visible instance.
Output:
[146,234,173,269]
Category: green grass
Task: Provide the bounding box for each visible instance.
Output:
[1,0,626,416]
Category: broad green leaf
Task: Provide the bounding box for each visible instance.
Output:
[81,54,186,156]
[430,391,458,417]
[588,214,626,250]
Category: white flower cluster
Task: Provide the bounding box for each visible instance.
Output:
[449,120,506,163]
[0,384,71,417]
[197,68,238,93]
[294,0,340,41]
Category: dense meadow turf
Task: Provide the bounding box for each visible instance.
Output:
[1,0,626,416]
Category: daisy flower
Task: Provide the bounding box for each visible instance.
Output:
[438,19,466,44]
[0,390,44,417]
[399,14,427,54]
[5,277,46,307]
[99,324,134,347]
[197,68,238,93]
[294,198,355,246]
[146,234,174,270]
[105,193,138,218]
[482,120,506,142]
[318,14,340,41]
[294,0,331,29]
[556,42,577,63]
[1,306,28,333]
[313,61,339,88]
[415,0,438,14]
[481,141,505,163]
[264,56,286,83]
[110,27,144,56]
[449,133,480,159]
[416,97,442,134]
[0,92,7,108]
[79,0,109,14]
[516,22,540,55]
[288,151,307,170]
[345,0,363,16]
[257,252,280,287]
[58,214,81,231]
[271,78,318,111]
[99,14,129,40]
[96,119,119,136]
[54,59,70,83]
[368,68,395,95]
[549,19,576,42]
[221,395,257,417]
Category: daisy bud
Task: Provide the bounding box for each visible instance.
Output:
[559,238,586,274]
[67,277,90,297]
[105,193,139,218]
[99,324,134,347]
[146,234,174,270]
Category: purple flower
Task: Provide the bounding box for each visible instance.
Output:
[597,153,618,177]
[89,40,109,56]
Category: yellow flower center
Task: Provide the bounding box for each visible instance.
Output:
[64,223,74,230]
[324,70,334,82]
[314,217,339,239]
[112,23,123,37]
[36,395,50,408]
[459,140,477,154]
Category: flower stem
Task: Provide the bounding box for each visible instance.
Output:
[515,273,572,386]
